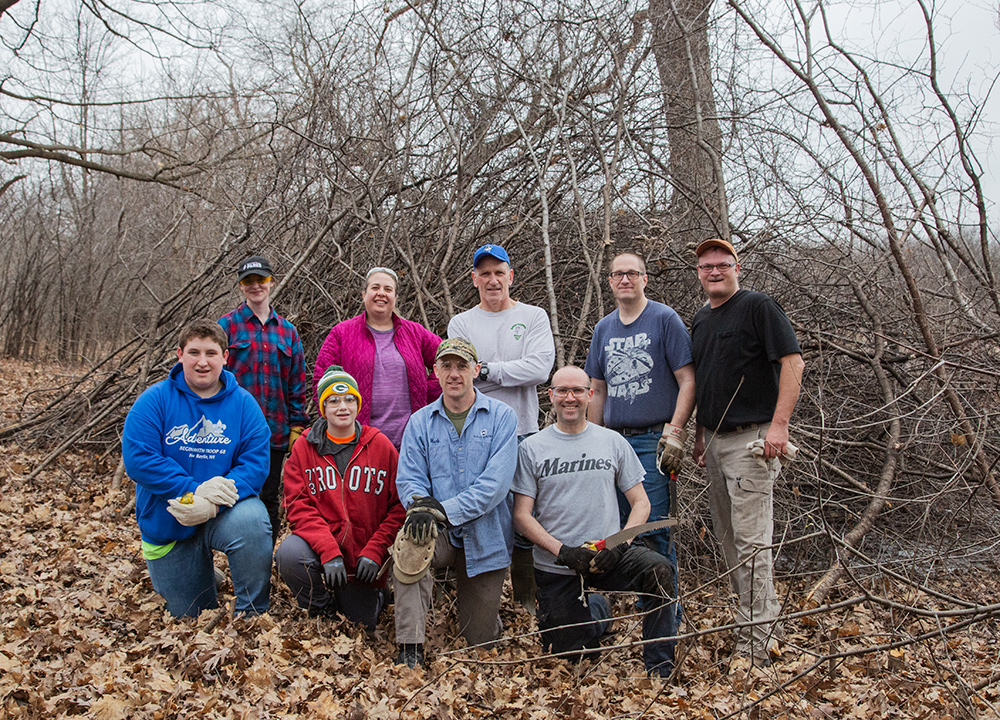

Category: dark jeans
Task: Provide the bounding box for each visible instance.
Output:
[262,447,287,547]
[535,544,676,675]
[275,534,384,630]
[617,430,681,624]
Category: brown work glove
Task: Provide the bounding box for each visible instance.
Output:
[656,424,687,474]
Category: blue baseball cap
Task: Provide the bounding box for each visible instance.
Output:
[473,244,511,267]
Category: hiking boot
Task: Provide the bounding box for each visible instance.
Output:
[647,661,675,679]
[395,643,424,668]
[735,642,781,668]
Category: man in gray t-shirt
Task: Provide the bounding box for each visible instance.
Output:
[448,244,555,436]
[449,243,556,613]
[513,366,677,678]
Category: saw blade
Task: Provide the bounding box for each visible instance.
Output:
[603,517,677,548]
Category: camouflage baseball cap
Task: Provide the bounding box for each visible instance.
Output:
[435,337,478,363]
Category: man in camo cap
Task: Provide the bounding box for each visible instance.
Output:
[392,337,519,668]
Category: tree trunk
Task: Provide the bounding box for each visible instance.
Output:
[648,0,730,246]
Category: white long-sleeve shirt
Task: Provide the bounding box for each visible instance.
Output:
[448,302,556,435]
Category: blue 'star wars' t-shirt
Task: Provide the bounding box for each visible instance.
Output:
[585,300,692,429]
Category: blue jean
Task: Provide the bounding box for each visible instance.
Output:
[534,545,676,676]
[146,497,272,618]
[616,432,676,568]
[275,533,385,630]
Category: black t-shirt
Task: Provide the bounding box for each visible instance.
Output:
[691,289,801,432]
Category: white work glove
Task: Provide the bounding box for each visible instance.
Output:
[167,495,219,526]
[195,476,239,507]
[746,439,799,469]
[656,425,687,474]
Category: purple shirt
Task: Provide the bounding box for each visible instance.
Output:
[312,312,442,421]
[370,327,412,448]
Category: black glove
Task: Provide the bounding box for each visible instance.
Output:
[409,495,448,519]
[403,512,437,544]
[404,495,450,543]
[589,544,625,574]
[355,557,379,584]
[556,544,598,575]
[323,557,347,589]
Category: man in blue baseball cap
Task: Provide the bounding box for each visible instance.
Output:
[447,243,556,614]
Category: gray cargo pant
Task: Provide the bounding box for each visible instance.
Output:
[705,423,783,658]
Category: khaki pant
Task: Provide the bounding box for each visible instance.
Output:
[394,533,508,645]
[705,424,783,657]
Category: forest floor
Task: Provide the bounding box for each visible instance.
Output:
[1,358,999,719]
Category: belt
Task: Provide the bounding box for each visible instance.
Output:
[719,423,762,435]
[610,423,665,437]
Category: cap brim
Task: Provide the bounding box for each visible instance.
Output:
[695,239,738,260]
[435,351,475,363]
[474,251,510,266]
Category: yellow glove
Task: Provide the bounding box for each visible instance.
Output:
[288,426,305,450]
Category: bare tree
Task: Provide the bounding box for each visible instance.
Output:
[2,1,1000,704]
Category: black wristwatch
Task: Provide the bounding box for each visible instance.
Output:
[477,363,490,382]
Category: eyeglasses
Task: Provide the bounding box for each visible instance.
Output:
[325,395,358,406]
[609,270,644,282]
[239,275,272,286]
[550,386,591,398]
[696,262,736,274]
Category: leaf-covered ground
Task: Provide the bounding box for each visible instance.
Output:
[2,359,998,719]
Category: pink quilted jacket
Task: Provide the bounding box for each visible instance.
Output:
[311,312,442,422]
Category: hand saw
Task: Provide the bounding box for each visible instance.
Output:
[585,472,679,551]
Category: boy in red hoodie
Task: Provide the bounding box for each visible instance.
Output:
[275,366,404,629]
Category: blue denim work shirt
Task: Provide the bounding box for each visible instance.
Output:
[397,390,519,577]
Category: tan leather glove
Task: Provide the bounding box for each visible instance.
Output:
[194,476,238,507]
[167,495,218,526]
[288,426,306,449]
[656,424,687,474]
[746,439,799,468]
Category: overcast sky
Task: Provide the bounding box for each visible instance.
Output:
[822,0,999,226]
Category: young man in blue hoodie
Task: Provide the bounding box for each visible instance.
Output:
[123,319,272,618]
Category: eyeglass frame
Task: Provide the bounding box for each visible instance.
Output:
[609,270,645,282]
[549,385,592,398]
[324,394,358,406]
[239,274,273,286]
[696,262,737,274]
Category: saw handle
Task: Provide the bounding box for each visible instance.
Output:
[584,539,606,552]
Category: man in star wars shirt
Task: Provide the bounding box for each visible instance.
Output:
[585,252,694,578]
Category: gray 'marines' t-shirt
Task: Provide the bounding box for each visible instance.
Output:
[513,423,645,576]
[584,300,692,429]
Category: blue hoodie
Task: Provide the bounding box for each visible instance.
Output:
[123,363,270,545]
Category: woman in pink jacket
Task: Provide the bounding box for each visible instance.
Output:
[312,267,442,448]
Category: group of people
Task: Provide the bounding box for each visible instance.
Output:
[122,237,804,678]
